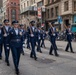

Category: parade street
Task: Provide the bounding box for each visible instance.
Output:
[0,40,76,75]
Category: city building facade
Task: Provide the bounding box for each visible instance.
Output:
[0,0,3,23]
[44,0,61,31]
[20,0,37,25]
[20,0,45,26]
[43,0,76,31]
[60,0,76,31]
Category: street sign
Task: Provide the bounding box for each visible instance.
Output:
[57,16,62,24]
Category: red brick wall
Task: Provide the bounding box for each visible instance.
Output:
[6,0,20,24]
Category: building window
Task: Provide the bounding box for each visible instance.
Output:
[18,4,20,6]
[64,1,69,11]
[27,1,29,6]
[55,6,59,17]
[34,0,35,3]
[47,9,50,18]
[48,0,50,4]
[74,1,76,11]
[51,8,54,18]
[21,5,23,9]
[11,9,16,21]
[11,2,13,4]
[24,3,26,8]
[52,0,54,3]
[37,2,43,7]
[14,3,16,5]
[31,0,33,4]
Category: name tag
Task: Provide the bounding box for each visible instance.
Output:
[4,33,7,37]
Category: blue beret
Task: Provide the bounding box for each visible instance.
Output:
[30,21,35,24]
[4,19,9,23]
[12,20,19,25]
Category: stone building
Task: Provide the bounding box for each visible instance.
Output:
[44,0,61,31]
[20,0,45,26]
[3,0,20,24]
[44,0,76,31]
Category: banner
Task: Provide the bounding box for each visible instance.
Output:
[38,7,42,19]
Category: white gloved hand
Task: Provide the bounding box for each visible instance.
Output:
[4,33,7,37]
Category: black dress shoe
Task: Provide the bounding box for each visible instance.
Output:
[22,52,25,55]
[40,51,42,53]
[30,56,33,58]
[7,63,10,66]
[34,57,37,61]
[65,50,69,52]
[16,69,19,75]
[71,51,74,53]
[7,61,10,66]
[49,53,53,55]
[55,54,59,57]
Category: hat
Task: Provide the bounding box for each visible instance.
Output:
[30,21,35,24]
[19,24,24,27]
[4,19,9,23]
[12,20,19,25]
[51,22,55,25]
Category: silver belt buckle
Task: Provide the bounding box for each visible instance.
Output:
[17,39,19,41]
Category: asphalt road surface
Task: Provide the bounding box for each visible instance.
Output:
[0,40,76,75]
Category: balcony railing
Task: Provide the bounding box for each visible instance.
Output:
[20,6,37,14]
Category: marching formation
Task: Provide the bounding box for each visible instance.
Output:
[0,19,74,75]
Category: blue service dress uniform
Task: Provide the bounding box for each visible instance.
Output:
[0,27,3,59]
[28,26,37,60]
[48,27,59,56]
[10,28,23,74]
[65,28,74,53]
[2,25,11,64]
[20,29,26,55]
[41,30,46,48]
[37,29,42,53]
[26,27,30,49]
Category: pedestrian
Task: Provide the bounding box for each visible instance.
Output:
[64,23,74,53]
[41,27,46,48]
[2,19,11,66]
[37,26,42,53]
[10,20,23,75]
[0,24,3,59]
[26,26,30,49]
[48,22,59,56]
[28,21,37,60]
[19,24,26,55]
